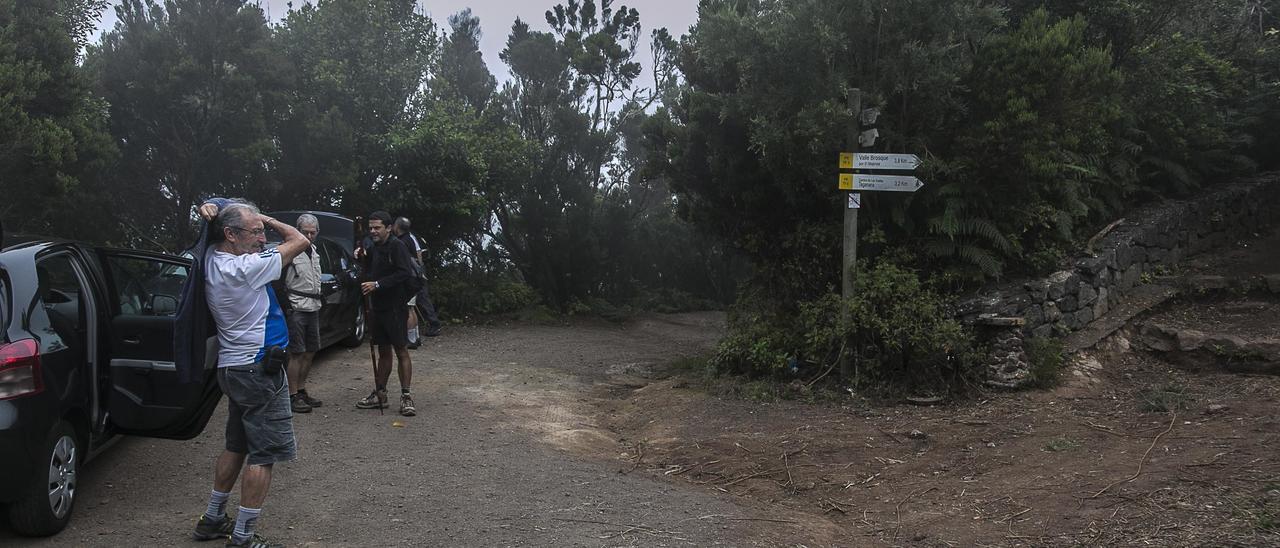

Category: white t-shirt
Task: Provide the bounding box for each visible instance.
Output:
[205,249,289,367]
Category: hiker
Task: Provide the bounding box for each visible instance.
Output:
[355,210,418,416]
[392,216,442,347]
[189,199,309,548]
[282,214,324,413]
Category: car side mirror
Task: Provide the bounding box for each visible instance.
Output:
[150,294,178,316]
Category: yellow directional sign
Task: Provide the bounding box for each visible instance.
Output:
[838,173,854,190]
[838,152,854,170]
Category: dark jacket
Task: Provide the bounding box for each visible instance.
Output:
[174,197,231,384]
[366,236,415,310]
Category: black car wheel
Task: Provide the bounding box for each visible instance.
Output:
[8,420,79,536]
[340,305,365,347]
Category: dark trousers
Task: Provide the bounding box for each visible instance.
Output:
[414,282,441,331]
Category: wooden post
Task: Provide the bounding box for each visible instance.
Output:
[840,89,861,381]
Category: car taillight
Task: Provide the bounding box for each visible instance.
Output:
[0,339,43,400]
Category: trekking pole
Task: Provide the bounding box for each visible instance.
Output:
[365,295,382,416]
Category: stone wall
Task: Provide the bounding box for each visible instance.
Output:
[957,174,1280,381]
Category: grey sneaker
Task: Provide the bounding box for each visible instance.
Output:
[226,533,284,548]
[355,389,388,409]
[399,393,417,417]
[193,514,233,541]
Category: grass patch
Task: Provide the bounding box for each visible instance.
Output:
[1043,437,1081,452]
[1137,383,1192,412]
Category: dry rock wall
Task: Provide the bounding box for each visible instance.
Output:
[958,174,1280,387]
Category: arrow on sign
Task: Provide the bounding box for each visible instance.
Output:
[853,153,921,170]
[852,174,924,192]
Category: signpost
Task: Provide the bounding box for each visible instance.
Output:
[850,174,924,192]
[837,101,925,380]
[851,153,921,170]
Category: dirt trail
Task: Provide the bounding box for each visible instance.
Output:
[2,313,811,547]
[5,233,1280,546]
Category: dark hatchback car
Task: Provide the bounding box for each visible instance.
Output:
[264,210,364,349]
[0,227,221,536]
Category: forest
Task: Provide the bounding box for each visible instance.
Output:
[4,0,1279,386]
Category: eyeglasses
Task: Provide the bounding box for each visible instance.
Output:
[228,226,266,237]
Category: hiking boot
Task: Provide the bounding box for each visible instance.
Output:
[399,393,417,417]
[226,533,284,548]
[355,389,388,409]
[192,514,234,541]
[289,393,312,413]
[424,326,442,337]
[298,389,323,408]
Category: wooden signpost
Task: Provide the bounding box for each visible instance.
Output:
[837,93,925,379]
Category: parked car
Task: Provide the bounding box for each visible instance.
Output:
[264,210,365,349]
[0,226,221,536]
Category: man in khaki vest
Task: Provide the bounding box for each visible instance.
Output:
[284,214,324,413]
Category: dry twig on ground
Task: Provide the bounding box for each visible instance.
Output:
[1090,413,1177,499]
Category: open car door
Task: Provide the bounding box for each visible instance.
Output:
[97,249,221,440]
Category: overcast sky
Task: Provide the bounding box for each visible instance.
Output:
[95,0,699,89]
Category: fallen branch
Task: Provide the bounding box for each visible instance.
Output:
[1086,218,1125,255]
[552,517,683,536]
[893,487,938,542]
[1090,413,1177,499]
[724,468,784,486]
[694,514,800,524]
[806,341,845,388]
[996,508,1032,523]
[626,441,645,473]
[876,427,904,445]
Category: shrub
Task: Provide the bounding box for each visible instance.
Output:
[1025,337,1066,388]
[430,267,539,320]
[711,262,976,391]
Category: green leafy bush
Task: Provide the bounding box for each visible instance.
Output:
[1025,337,1066,388]
[430,267,539,320]
[711,262,975,391]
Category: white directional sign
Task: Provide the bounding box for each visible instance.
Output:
[851,174,924,192]
[853,153,921,170]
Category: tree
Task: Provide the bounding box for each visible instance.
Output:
[276,0,437,217]
[86,0,286,248]
[0,0,117,241]
[485,0,649,308]
[434,8,497,114]
[652,0,1005,301]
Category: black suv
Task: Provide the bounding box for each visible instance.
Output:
[0,228,221,536]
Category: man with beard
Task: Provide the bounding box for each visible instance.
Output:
[355,211,418,417]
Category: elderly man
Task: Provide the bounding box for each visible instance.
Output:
[283,214,324,413]
[190,199,309,548]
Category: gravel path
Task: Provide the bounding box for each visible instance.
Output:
[4,313,777,547]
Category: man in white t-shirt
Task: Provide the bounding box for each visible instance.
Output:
[190,199,309,548]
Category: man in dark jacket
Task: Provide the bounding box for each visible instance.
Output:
[354,210,418,416]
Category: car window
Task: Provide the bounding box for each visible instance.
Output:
[104,256,188,316]
[35,254,87,348]
[316,239,336,275]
